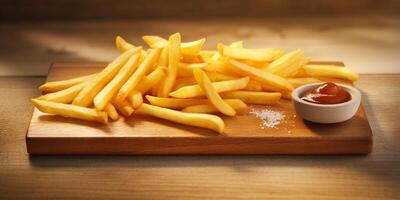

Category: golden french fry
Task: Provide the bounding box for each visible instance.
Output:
[136,103,224,133]
[182,99,248,114]
[245,80,263,91]
[212,41,242,60]
[142,35,167,49]
[32,99,108,124]
[193,68,236,116]
[143,35,205,55]
[128,91,143,109]
[287,77,321,88]
[159,33,181,97]
[158,46,169,67]
[73,47,141,107]
[39,73,96,93]
[180,38,206,55]
[105,103,119,121]
[169,77,250,98]
[177,62,208,77]
[113,100,134,117]
[181,54,201,63]
[135,67,166,94]
[174,77,197,90]
[146,95,210,109]
[200,55,237,75]
[199,50,217,57]
[94,54,141,110]
[302,64,359,81]
[116,48,161,102]
[266,49,304,75]
[221,44,283,62]
[221,91,281,105]
[38,82,86,103]
[229,59,293,91]
[282,58,309,78]
[116,36,135,52]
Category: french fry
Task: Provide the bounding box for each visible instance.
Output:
[169,77,250,98]
[32,99,108,124]
[287,77,321,88]
[143,35,205,55]
[105,103,119,121]
[113,100,134,117]
[73,47,141,107]
[181,54,201,63]
[128,91,143,109]
[245,80,263,91]
[266,49,304,75]
[116,48,161,102]
[199,50,217,57]
[38,82,86,103]
[180,38,206,55]
[173,77,197,90]
[94,54,141,110]
[302,64,359,81]
[142,35,167,49]
[116,36,135,52]
[177,62,208,77]
[201,55,237,75]
[221,44,282,62]
[152,46,169,96]
[159,33,181,97]
[182,99,248,114]
[193,68,236,116]
[39,73,96,93]
[135,67,166,94]
[283,57,309,78]
[221,91,281,105]
[146,95,210,109]
[136,103,224,133]
[229,59,293,91]
[212,41,243,60]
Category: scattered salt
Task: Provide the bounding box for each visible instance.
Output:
[250,108,285,128]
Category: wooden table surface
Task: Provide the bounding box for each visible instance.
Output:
[0,74,399,199]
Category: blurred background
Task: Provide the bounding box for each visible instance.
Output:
[1,0,399,76]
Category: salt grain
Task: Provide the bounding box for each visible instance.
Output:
[250,108,285,128]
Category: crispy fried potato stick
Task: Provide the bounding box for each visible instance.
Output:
[73,47,141,107]
[212,41,243,61]
[159,33,181,97]
[229,59,293,91]
[94,54,141,110]
[221,91,281,105]
[105,103,119,121]
[135,67,166,94]
[169,77,250,98]
[193,68,236,116]
[116,48,161,102]
[245,80,263,91]
[38,82,86,103]
[32,99,108,124]
[280,58,309,78]
[113,100,134,117]
[182,99,248,114]
[200,55,237,75]
[287,77,321,88]
[128,91,143,109]
[136,103,224,133]
[177,62,208,77]
[116,36,135,52]
[221,44,283,62]
[302,64,359,81]
[39,73,96,93]
[143,35,205,55]
[266,49,304,74]
[146,95,210,109]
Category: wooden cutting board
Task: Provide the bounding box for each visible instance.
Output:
[26,62,373,155]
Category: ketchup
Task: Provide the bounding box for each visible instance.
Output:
[300,82,351,104]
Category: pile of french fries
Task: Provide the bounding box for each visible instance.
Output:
[32,33,359,133]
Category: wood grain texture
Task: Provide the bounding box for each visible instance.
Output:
[26,62,372,154]
[0,75,399,199]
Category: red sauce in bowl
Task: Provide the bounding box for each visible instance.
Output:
[300,82,351,104]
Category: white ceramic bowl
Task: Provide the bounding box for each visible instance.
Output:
[292,83,361,124]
